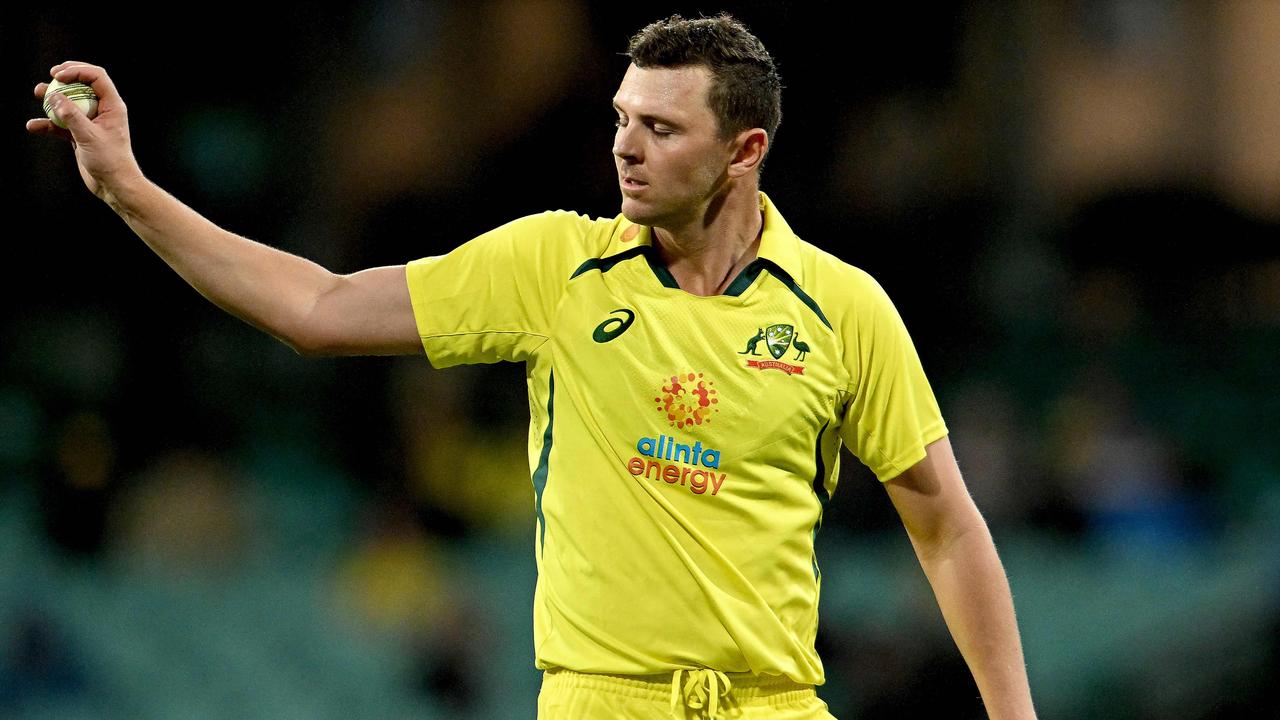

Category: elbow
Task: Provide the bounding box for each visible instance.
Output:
[912,512,991,564]
[287,338,329,357]
[278,321,342,357]
[279,282,345,357]
[283,272,373,357]
[285,330,343,357]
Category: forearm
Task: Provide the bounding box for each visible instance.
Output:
[912,522,1036,720]
[107,173,339,352]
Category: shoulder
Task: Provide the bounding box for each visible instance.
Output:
[488,209,623,266]
[793,237,897,326]
[489,209,612,248]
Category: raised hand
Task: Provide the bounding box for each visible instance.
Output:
[27,62,143,205]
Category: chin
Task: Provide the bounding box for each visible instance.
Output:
[620,197,658,225]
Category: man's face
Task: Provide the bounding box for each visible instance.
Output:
[612,64,734,228]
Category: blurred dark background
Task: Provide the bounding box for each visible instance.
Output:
[3,2,1278,718]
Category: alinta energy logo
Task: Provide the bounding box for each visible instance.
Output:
[626,372,727,496]
[738,323,809,375]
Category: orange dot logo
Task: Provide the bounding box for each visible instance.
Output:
[654,372,719,428]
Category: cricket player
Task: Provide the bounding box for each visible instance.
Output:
[28,13,1036,720]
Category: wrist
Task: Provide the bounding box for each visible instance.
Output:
[100,165,149,215]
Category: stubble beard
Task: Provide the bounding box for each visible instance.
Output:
[619,174,728,231]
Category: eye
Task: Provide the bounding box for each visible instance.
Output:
[645,120,674,137]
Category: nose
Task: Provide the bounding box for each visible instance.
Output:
[613,124,640,163]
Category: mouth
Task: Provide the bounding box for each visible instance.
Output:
[620,175,649,192]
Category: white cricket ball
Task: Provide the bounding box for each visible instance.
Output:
[43,79,99,129]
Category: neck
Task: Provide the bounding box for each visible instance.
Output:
[653,184,763,296]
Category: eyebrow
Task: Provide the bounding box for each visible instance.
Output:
[612,101,683,129]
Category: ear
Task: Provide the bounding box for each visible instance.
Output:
[726,128,769,178]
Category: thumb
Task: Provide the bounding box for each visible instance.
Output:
[45,90,95,136]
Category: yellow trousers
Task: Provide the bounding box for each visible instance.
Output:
[538,668,838,720]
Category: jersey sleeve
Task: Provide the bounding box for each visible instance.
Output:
[836,270,949,482]
[405,211,588,367]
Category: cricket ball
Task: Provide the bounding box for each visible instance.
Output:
[43,79,99,129]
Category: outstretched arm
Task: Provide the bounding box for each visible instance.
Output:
[26,61,421,357]
[884,437,1037,720]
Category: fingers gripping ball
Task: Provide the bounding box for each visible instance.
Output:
[43,79,99,129]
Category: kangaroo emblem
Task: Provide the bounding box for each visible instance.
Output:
[739,328,765,355]
[793,337,811,361]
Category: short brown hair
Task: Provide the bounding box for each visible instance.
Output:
[627,13,782,146]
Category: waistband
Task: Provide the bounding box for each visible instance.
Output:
[542,667,817,718]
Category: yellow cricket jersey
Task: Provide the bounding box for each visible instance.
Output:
[405,193,947,684]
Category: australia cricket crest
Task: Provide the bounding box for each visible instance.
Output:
[765,324,794,359]
[740,323,808,375]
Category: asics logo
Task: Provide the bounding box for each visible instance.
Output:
[592,309,635,343]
